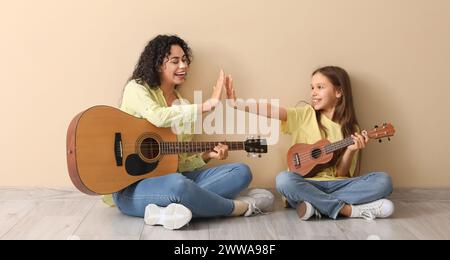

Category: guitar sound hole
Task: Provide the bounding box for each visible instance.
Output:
[311,148,322,159]
[140,138,160,160]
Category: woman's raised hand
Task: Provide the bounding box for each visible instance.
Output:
[202,70,225,112]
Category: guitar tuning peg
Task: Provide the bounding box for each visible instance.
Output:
[379,139,383,143]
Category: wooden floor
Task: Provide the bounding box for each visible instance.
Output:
[0,187,449,240]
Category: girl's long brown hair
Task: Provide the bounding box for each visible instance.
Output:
[312,66,361,176]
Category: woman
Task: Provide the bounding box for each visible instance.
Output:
[108,35,273,230]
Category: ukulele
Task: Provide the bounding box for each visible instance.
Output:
[67,106,268,195]
[286,123,395,177]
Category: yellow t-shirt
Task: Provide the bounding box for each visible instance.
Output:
[281,105,358,181]
[102,80,206,207]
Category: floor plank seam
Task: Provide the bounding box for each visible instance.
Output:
[71,200,98,240]
[0,201,38,240]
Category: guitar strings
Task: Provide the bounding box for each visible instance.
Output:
[100,137,354,160]
[106,133,386,159]
[113,139,346,158]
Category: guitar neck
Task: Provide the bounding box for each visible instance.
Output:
[161,141,245,154]
[324,137,355,154]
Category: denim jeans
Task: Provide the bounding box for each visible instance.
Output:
[276,171,393,219]
[113,163,252,218]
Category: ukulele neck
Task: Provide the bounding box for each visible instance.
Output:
[324,137,355,154]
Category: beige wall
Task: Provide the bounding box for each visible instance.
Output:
[1,0,450,188]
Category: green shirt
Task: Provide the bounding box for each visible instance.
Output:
[120,80,206,172]
[102,80,206,206]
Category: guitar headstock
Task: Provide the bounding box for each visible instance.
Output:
[244,137,268,158]
[366,123,396,143]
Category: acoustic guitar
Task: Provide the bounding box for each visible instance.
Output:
[66,106,268,195]
[286,123,395,177]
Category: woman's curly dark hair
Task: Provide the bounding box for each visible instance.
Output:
[129,35,192,88]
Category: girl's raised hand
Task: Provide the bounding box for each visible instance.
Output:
[225,75,235,99]
[225,75,237,108]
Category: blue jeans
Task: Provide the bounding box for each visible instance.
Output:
[276,171,393,219]
[113,163,252,218]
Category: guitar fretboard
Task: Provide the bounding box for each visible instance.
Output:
[161,142,245,154]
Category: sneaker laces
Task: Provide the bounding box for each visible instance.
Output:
[247,202,270,216]
[360,211,376,221]
[238,195,272,216]
[252,205,267,215]
[357,203,382,221]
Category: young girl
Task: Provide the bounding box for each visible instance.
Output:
[226,66,394,220]
[108,35,274,229]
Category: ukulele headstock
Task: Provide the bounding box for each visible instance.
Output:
[244,137,268,158]
[367,123,396,143]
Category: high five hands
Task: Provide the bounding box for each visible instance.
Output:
[201,70,237,113]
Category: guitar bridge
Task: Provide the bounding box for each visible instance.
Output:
[114,133,123,166]
[293,153,301,168]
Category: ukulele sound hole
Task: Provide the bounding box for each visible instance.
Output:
[140,138,160,161]
[311,148,322,159]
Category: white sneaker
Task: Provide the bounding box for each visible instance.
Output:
[296,201,321,221]
[351,199,395,220]
[236,188,275,217]
[144,203,192,230]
